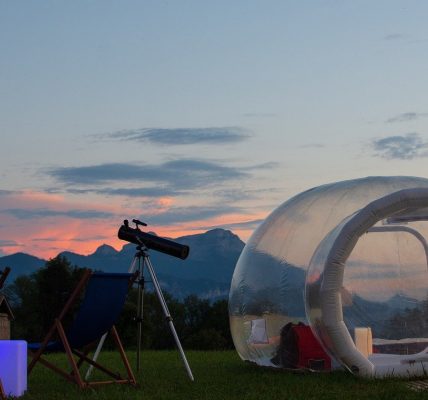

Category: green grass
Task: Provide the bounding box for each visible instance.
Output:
[20,351,428,399]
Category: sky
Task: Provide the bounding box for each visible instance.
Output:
[1,1,428,258]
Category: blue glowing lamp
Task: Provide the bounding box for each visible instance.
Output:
[0,340,27,397]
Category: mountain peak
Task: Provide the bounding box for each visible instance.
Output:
[204,228,238,239]
[176,228,244,256]
[200,229,244,246]
[178,228,241,242]
[92,244,118,257]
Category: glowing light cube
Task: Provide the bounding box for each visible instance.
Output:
[0,340,27,397]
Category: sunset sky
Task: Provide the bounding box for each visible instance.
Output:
[2,1,428,258]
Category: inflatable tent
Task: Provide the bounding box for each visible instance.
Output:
[229,176,428,377]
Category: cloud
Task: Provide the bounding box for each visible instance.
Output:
[0,190,17,196]
[213,188,280,202]
[195,219,264,231]
[32,235,107,243]
[0,188,266,257]
[371,133,428,160]
[100,127,250,145]
[243,162,279,171]
[386,112,428,123]
[0,239,20,247]
[145,205,242,225]
[68,187,181,198]
[49,160,279,201]
[48,159,251,189]
[384,33,406,41]
[242,113,276,118]
[1,208,115,220]
[298,143,325,149]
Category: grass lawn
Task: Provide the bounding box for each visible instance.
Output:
[20,350,428,399]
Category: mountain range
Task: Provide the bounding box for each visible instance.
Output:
[0,229,245,300]
[1,227,423,329]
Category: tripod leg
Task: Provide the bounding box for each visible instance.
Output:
[85,332,107,380]
[145,256,194,381]
[166,319,194,381]
[136,273,145,371]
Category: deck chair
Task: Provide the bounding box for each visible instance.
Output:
[27,269,137,389]
[0,267,11,400]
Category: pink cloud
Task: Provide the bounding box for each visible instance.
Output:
[0,190,258,258]
[0,191,131,258]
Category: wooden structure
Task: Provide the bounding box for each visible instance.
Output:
[0,296,14,340]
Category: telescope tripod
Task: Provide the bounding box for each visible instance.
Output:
[86,245,194,381]
[131,245,194,380]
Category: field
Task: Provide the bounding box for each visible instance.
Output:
[19,350,428,399]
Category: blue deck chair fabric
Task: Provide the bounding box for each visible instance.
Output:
[67,272,131,348]
[28,272,132,352]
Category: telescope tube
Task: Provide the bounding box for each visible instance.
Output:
[118,224,190,260]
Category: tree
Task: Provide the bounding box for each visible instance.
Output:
[7,255,84,341]
[35,255,85,332]
[6,275,40,340]
[8,256,235,351]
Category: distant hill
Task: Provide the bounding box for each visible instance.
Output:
[0,229,245,300]
[0,252,45,283]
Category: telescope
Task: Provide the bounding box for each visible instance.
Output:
[90,218,194,381]
[118,219,190,260]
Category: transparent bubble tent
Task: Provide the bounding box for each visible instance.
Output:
[229,176,428,377]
